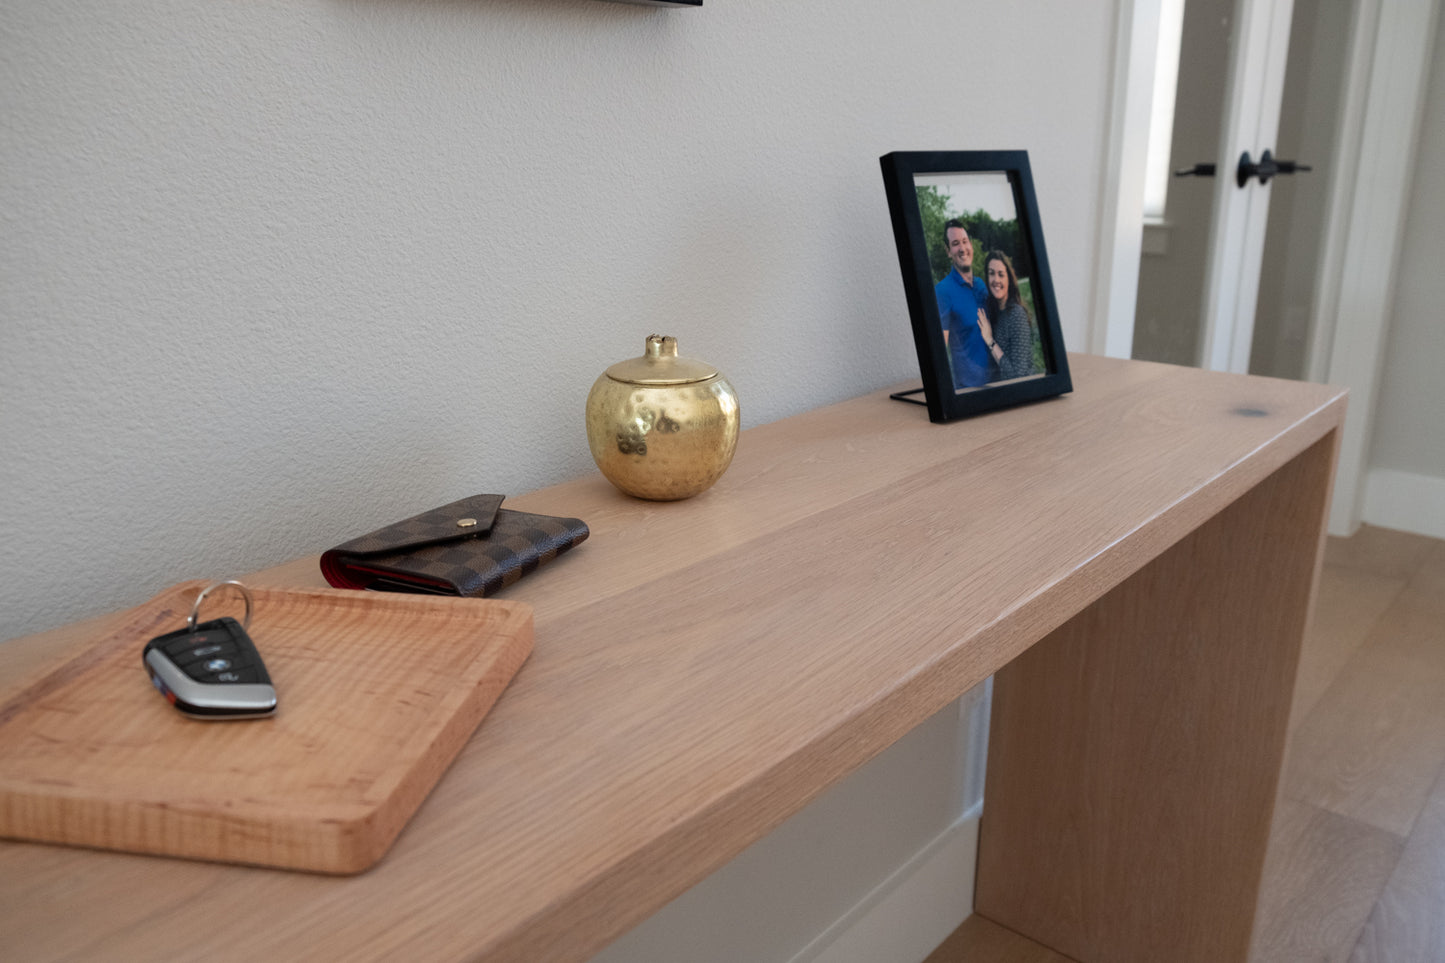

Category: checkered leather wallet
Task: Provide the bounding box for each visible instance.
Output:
[319,494,589,597]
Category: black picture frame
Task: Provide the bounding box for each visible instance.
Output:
[880,150,1071,423]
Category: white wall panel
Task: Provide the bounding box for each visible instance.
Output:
[1,0,1117,640]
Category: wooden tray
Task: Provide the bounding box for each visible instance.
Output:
[0,581,532,874]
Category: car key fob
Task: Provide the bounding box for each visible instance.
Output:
[143,582,277,720]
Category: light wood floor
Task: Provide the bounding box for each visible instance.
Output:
[925,524,1445,963]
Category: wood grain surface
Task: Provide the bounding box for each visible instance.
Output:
[1286,564,1405,733]
[923,913,1075,963]
[925,528,1445,963]
[1249,797,1404,963]
[1351,759,1445,961]
[1282,576,1445,837]
[0,355,1346,962]
[0,582,532,874]
[975,433,1339,963]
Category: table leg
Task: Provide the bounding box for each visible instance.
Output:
[975,433,1337,962]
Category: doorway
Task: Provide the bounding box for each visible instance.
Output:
[1131,0,1352,379]
[1248,0,1354,380]
[1101,0,1440,535]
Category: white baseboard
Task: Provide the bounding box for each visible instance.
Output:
[1362,468,1445,539]
[790,812,979,963]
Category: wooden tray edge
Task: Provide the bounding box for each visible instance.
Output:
[0,585,536,875]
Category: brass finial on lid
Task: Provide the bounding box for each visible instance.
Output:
[603,335,719,386]
[644,334,676,358]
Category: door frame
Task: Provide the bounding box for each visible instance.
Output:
[1093,0,1441,535]
[1314,0,1440,534]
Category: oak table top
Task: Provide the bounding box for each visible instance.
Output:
[0,354,1347,962]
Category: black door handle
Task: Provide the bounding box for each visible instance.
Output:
[1174,162,1217,177]
[1236,149,1313,187]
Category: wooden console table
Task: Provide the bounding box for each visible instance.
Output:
[0,354,1345,962]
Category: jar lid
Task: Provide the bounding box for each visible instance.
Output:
[604,335,719,386]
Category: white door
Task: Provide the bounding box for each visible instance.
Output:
[1198,0,1295,374]
[1132,0,1307,375]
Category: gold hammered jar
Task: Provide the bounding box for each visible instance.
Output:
[585,335,740,500]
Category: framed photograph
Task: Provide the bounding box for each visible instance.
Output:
[880,150,1071,423]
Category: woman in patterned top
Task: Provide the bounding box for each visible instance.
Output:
[980,250,1036,383]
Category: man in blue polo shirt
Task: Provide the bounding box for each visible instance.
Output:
[935,219,991,388]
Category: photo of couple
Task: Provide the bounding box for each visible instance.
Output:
[880,150,1070,423]
[916,173,1047,392]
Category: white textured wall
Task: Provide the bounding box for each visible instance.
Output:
[1368,8,1445,489]
[2,5,1116,959]
[2,0,1114,636]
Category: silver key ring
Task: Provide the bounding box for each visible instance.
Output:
[187,580,254,633]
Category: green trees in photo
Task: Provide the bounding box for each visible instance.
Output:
[916,186,1034,285]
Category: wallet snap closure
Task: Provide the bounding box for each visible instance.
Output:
[327,494,504,557]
